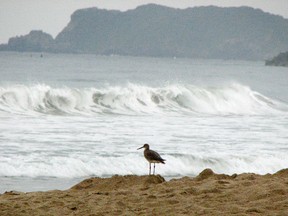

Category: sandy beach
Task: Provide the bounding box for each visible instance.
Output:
[0,168,288,215]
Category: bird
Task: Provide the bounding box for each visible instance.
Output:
[137,143,165,175]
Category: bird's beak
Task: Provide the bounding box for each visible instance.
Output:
[137,146,144,150]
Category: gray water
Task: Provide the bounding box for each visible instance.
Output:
[0,52,287,193]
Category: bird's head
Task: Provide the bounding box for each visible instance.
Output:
[137,143,150,150]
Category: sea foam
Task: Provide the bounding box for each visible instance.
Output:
[0,152,287,178]
[0,83,286,116]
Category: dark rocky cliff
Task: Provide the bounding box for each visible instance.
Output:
[265,51,288,67]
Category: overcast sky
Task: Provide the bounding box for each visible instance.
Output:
[1,0,287,44]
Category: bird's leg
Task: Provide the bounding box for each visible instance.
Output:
[149,163,151,175]
[153,163,155,175]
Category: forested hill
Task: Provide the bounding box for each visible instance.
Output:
[1,4,288,60]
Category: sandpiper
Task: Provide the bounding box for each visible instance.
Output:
[137,143,165,175]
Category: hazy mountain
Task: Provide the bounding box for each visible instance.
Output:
[1,4,288,60]
[0,30,54,52]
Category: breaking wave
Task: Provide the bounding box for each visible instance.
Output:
[1,152,287,178]
[0,83,287,116]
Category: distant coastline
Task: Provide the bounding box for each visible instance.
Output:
[1,4,288,61]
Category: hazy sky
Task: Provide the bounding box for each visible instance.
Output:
[1,0,287,44]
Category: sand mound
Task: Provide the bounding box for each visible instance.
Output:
[71,175,165,191]
[1,169,288,215]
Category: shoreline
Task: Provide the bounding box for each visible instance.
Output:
[0,175,185,194]
[0,168,288,215]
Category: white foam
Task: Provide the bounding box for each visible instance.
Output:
[1,152,287,178]
[0,83,287,116]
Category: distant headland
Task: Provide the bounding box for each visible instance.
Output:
[1,4,288,61]
[265,51,288,67]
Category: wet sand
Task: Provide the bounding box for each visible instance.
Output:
[0,168,288,215]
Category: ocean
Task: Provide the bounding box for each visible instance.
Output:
[0,52,287,193]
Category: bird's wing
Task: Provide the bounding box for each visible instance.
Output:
[146,150,165,161]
